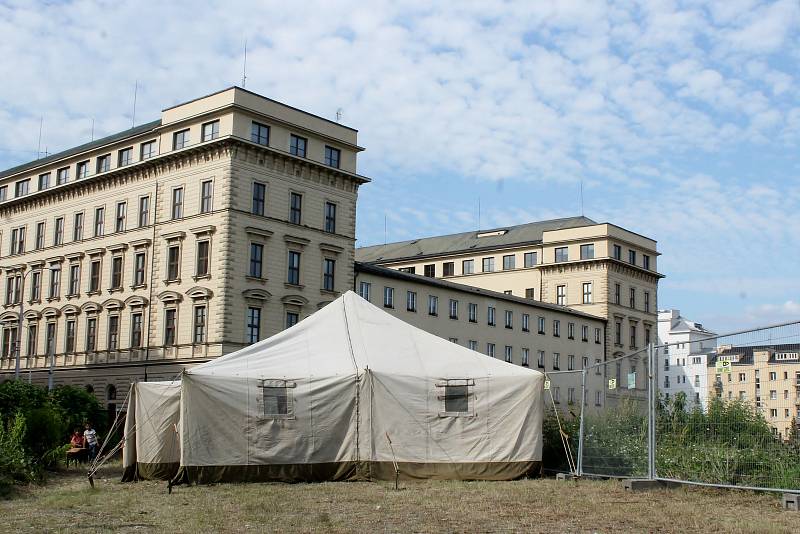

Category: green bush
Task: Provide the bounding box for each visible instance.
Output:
[0,413,37,497]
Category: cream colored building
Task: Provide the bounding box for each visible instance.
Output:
[0,87,368,412]
[356,218,662,361]
[355,262,607,408]
[709,345,800,440]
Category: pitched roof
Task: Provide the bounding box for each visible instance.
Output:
[356,216,598,263]
[708,343,800,366]
[0,120,162,180]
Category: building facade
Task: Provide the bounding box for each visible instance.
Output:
[709,345,800,440]
[657,309,716,409]
[355,262,607,408]
[356,218,662,362]
[0,87,368,409]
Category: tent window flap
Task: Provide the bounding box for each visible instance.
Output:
[436,379,475,417]
[258,379,296,419]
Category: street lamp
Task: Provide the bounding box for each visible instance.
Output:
[13,268,37,381]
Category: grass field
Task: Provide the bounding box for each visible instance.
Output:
[1,464,796,533]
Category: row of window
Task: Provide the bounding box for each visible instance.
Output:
[612,283,652,312]
[357,282,603,343]
[249,121,341,168]
[248,243,337,291]
[251,184,339,233]
[613,320,652,350]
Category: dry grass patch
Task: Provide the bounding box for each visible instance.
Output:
[1,464,795,533]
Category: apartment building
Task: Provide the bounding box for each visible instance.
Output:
[657,309,716,409]
[0,87,368,408]
[354,262,608,408]
[356,218,662,361]
[709,345,800,440]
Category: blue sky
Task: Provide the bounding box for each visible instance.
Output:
[0,0,798,332]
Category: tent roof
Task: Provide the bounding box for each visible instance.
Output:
[191,291,540,380]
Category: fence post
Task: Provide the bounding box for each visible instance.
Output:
[577,368,586,477]
[647,342,656,480]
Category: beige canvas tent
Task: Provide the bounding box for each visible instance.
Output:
[121,381,181,481]
[170,290,544,485]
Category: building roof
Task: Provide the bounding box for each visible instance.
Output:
[355,261,606,323]
[0,120,162,180]
[356,216,598,263]
[670,318,715,335]
[708,343,800,366]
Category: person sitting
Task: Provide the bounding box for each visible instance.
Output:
[65,429,86,466]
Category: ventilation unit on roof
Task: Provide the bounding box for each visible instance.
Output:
[477,230,507,238]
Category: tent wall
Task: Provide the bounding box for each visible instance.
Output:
[121,381,181,482]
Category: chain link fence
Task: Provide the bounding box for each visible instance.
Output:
[544,320,800,492]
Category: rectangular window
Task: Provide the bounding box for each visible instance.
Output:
[173,129,190,150]
[89,260,101,292]
[487,306,496,326]
[525,288,535,300]
[538,316,545,334]
[644,292,650,313]
[134,252,146,286]
[196,241,210,277]
[522,348,530,366]
[164,309,177,346]
[35,222,45,249]
[383,286,394,308]
[73,213,83,241]
[462,259,474,274]
[582,282,592,304]
[251,121,270,145]
[424,264,435,277]
[193,306,207,343]
[290,134,307,157]
[95,155,110,174]
[246,307,261,343]
[324,146,341,168]
[130,312,143,348]
[613,244,622,260]
[554,247,568,262]
[86,317,97,352]
[487,343,496,358]
[537,350,545,368]
[54,217,64,245]
[443,382,470,414]
[47,323,58,355]
[202,120,219,142]
[26,324,37,356]
[30,270,41,301]
[582,325,589,342]
[115,201,126,232]
[522,314,530,332]
[171,187,183,219]
[523,252,537,268]
[68,264,80,296]
[630,325,637,349]
[289,192,302,224]
[614,283,621,305]
[10,227,25,255]
[505,310,513,329]
[38,173,50,190]
[200,180,213,213]
[76,160,89,179]
[0,185,6,201]
[107,315,119,350]
[553,320,561,337]
[287,251,301,285]
[629,250,637,265]
[568,322,575,339]
[358,281,371,301]
[468,340,478,351]
[14,179,29,197]
[615,322,622,345]
[580,244,594,259]
[406,291,417,312]
[324,202,336,233]
[399,267,416,274]
[449,299,458,320]
[167,245,180,281]
[140,140,157,159]
[504,346,513,363]
[286,312,299,329]
[252,182,266,215]
[556,285,566,306]
[56,167,69,185]
[110,256,123,289]
[553,353,560,370]
[48,266,61,298]
[323,259,336,291]
[94,207,104,237]
[502,255,515,270]
[629,287,636,308]
[468,303,477,323]
[118,147,133,166]
[482,257,495,272]
[138,196,150,227]
[568,354,575,371]
[428,295,439,316]
[5,274,20,305]
[442,262,454,277]
[643,255,650,270]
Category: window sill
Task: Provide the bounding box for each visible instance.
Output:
[163,278,181,285]
[28,299,41,305]
[383,305,394,309]
[65,293,80,300]
[86,289,102,297]
[505,326,513,330]
[429,313,438,317]
[406,308,416,313]
[450,316,458,321]
[130,284,147,290]
[522,329,529,333]
[193,274,212,282]
[284,283,304,290]
[538,331,545,335]
[320,289,339,297]
[245,276,268,284]
[45,297,61,303]
[107,287,124,294]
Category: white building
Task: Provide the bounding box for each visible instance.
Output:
[657,309,716,409]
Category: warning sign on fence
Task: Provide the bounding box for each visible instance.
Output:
[627,372,636,390]
[715,360,732,373]
[544,380,551,390]
[608,378,617,390]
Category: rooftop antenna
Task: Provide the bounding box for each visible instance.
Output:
[36,117,43,159]
[580,179,584,216]
[242,39,248,88]
[131,80,138,128]
[335,108,343,122]
[384,214,387,245]
[477,197,481,231]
